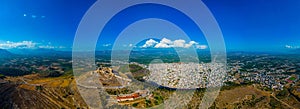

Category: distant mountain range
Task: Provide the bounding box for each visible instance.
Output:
[291,48,300,54]
[0,49,13,58]
[1,48,300,57]
[7,48,71,57]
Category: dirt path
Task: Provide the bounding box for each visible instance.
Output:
[271,93,296,109]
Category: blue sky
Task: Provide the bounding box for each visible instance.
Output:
[0,0,300,51]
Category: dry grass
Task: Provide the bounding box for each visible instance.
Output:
[18,84,35,90]
[2,74,88,108]
[215,85,270,108]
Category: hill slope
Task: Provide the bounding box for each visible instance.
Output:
[0,74,87,108]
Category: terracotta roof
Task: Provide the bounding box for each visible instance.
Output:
[117,93,140,99]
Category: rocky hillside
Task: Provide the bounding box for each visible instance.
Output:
[0,74,88,109]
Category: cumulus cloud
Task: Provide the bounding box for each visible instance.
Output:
[173,39,186,48]
[142,39,158,48]
[142,38,207,49]
[184,41,198,48]
[154,38,174,48]
[0,41,64,49]
[154,43,171,48]
[160,38,172,44]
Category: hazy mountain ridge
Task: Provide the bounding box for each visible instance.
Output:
[0,49,13,58]
[2,48,299,57]
[7,48,71,57]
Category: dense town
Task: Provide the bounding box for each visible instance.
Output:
[146,62,225,89]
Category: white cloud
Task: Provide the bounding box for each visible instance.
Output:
[38,45,55,49]
[129,44,133,47]
[285,45,292,49]
[23,14,45,19]
[196,45,208,49]
[103,44,111,47]
[161,38,172,44]
[173,39,186,48]
[154,43,171,48]
[0,41,65,49]
[154,38,173,48]
[0,41,36,49]
[38,45,65,49]
[31,15,37,19]
[184,41,198,48]
[142,39,158,48]
[150,38,205,49]
[285,45,299,49]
